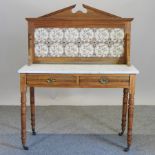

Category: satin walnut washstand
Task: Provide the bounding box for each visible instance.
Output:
[18,4,139,152]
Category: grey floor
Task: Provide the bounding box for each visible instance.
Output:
[0,106,155,155]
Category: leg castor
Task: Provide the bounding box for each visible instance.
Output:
[23,145,29,150]
[32,129,36,135]
[124,146,130,152]
[118,131,124,136]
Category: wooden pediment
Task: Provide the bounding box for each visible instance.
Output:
[26,4,133,21]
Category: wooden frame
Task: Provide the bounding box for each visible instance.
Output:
[26,4,133,65]
[19,4,137,152]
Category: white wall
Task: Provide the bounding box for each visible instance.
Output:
[0,0,154,105]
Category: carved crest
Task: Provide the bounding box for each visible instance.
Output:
[26,4,133,21]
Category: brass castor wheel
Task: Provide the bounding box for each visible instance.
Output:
[23,145,29,150]
[32,129,36,135]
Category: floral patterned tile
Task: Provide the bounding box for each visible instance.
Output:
[34,28,124,58]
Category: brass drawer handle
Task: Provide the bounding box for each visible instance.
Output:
[99,79,109,84]
[46,78,56,83]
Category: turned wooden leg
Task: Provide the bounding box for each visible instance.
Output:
[20,74,28,150]
[124,75,136,152]
[119,88,129,136]
[30,87,36,135]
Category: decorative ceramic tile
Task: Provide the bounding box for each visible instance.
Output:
[49,43,63,57]
[79,43,94,57]
[35,43,48,57]
[34,28,124,58]
[95,43,109,57]
[65,43,79,57]
[35,28,48,43]
[80,28,94,42]
[95,28,109,42]
[64,28,79,42]
[49,28,63,42]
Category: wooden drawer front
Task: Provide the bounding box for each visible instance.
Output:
[27,74,77,87]
[79,75,129,88]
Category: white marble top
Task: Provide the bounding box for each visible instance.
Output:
[18,64,139,74]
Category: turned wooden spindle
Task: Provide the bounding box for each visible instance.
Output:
[124,94,134,151]
[20,74,28,150]
[30,87,36,135]
[124,75,135,152]
[119,88,129,136]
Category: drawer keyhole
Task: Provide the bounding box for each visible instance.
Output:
[99,79,109,84]
[46,78,56,83]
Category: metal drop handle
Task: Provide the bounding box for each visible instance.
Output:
[99,79,109,84]
[46,78,56,83]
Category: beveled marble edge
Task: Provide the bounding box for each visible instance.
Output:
[18,64,139,74]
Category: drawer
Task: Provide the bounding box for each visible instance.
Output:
[27,74,77,87]
[79,75,129,88]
